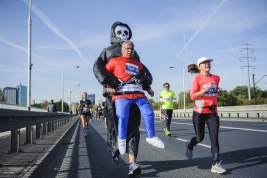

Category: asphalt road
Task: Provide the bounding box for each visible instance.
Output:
[42,117,267,178]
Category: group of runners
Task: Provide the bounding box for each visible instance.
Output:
[77,93,107,137]
[77,21,226,176]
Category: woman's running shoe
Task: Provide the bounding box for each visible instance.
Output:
[185,141,193,159]
[211,161,226,174]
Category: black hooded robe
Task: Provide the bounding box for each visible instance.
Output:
[93,21,153,156]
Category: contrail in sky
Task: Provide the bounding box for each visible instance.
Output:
[173,0,226,63]
[0,38,28,53]
[0,37,59,68]
[183,30,188,64]
[0,37,80,78]
[22,0,91,65]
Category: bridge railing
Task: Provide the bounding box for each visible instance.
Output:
[154,105,267,119]
[0,108,76,153]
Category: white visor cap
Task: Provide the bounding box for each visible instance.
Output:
[197,57,213,66]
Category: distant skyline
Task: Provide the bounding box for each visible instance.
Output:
[1,0,267,104]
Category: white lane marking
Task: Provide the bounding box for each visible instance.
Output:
[141,120,267,149]
[139,128,211,148]
[155,121,267,133]
[219,126,267,133]
[175,138,211,148]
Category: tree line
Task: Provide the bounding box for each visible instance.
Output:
[1,86,266,111]
[148,86,267,110]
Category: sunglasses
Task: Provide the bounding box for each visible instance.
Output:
[164,86,169,88]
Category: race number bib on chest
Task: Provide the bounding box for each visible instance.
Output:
[125,63,139,75]
[83,108,89,112]
[203,85,217,96]
[164,97,171,101]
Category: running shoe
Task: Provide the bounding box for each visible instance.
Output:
[118,138,126,155]
[164,128,171,136]
[146,137,164,149]
[211,161,226,174]
[84,132,87,137]
[185,141,193,159]
[128,162,141,177]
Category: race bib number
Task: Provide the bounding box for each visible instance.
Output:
[116,84,144,93]
[204,85,217,96]
[125,63,139,75]
[164,97,171,102]
[83,108,89,112]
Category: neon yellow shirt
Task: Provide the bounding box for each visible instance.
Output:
[160,90,176,109]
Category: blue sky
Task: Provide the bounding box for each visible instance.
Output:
[1,0,267,104]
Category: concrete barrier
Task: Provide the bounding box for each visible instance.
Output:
[154,105,267,119]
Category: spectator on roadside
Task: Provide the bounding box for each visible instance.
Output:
[47,100,57,112]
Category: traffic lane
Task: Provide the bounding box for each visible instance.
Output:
[82,121,131,178]
[150,118,267,177]
[42,120,94,178]
[219,121,267,131]
[171,116,267,131]
[217,126,267,178]
[90,118,266,177]
[138,121,225,178]
[42,119,130,178]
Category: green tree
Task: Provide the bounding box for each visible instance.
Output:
[217,90,238,106]
[55,100,69,112]
[231,86,248,97]
[230,86,267,105]
[177,90,194,109]
[0,88,4,102]
[31,103,42,108]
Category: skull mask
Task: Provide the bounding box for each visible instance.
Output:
[115,25,130,41]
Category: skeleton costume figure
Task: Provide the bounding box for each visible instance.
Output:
[93,22,152,172]
[105,40,164,154]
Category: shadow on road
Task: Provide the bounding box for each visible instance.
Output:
[139,147,267,177]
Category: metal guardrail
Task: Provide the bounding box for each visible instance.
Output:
[154,107,267,120]
[0,108,76,153]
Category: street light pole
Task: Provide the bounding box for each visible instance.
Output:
[69,84,80,112]
[252,74,267,105]
[69,84,80,105]
[170,66,186,112]
[27,0,32,108]
[62,66,79,112]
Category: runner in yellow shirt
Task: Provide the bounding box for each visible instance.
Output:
[160,83,176,136]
